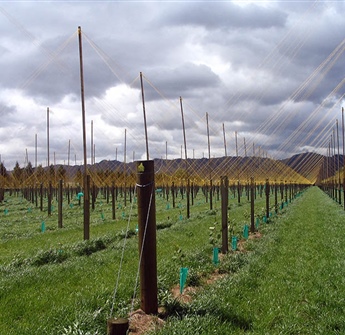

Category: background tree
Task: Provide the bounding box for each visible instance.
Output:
[12,161,23,187]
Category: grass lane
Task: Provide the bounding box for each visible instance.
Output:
[154,186,345,334]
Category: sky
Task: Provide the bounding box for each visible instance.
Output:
[0,0,345,170]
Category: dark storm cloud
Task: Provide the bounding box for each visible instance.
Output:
[0,1,345,168]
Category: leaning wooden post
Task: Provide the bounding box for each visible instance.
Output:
[250,177,255,233]
[58,179,63,228]
[221,176,229,253]
[136,160,158,314]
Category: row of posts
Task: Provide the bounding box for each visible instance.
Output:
[108,161,307,334]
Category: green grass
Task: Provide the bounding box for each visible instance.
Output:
[152,186,345,334]
[0,186,297,334]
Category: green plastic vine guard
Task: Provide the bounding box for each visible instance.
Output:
[243,224,249,239]
[263,216,267,223]
[256,217,260,229]
[70,203,74,208]
[101,212,104,220]
[166,203,170,210]
[28,207,32,213]
[41,221,46,232]
[179,214,183,221]
[180,267,188,294]
[121,212,125,219]
[135,224,138,233]
[4,208,8,215]
[77,192,84,200]
[232,236,237,251]
[213,247,219,265]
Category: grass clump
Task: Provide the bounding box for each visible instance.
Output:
[72,238,107,256]
[32,248,68,266]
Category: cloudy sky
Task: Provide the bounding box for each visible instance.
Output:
[0,0,345,169]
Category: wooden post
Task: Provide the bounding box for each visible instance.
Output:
[237,180,241,204]
[107,318,129,335]
[136,160,158,314]
[112,183,116,220]
[342,107,345,210]
[40,182,43,211]
[84,174,90,240]
[221,176,229,253]
[140,72,149,160]
[180,97,190,218]
[78,26,90,240]
[250,177,255,233]
[48,181,52,216]
[274,181,278,214]
[172,181,175,208]
[265,179,270,219]
[58,179,63,228]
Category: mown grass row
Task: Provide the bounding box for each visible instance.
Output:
[151,186,345,334]
[0,187,290,335]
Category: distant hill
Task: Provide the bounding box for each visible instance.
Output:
[281,152,344,184]
[10,153,343,186]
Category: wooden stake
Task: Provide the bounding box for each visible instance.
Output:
[58,179,63,228]
[221,176,229,253]
[336,119,341,204]
[341,107,345,210]
[250,177,255,233]
[136,160,158,314]
[107,318,129,335]
[265,178,270,219]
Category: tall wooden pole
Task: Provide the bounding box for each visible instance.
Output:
[47,107,50,167]
[333,130,336,201]
[136,160,157,314]
[68,139,71,167]
[78,26,90,240]
[206,112,212,210]
[180,97,190,219]
[35,134,37,169]
[222,123,227,157]
[342,107,345,210]
[336,119,341,204]
[124,129,127,207]
[244,137,247,157]
[91,120,94,165]
[140,72,149,160]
